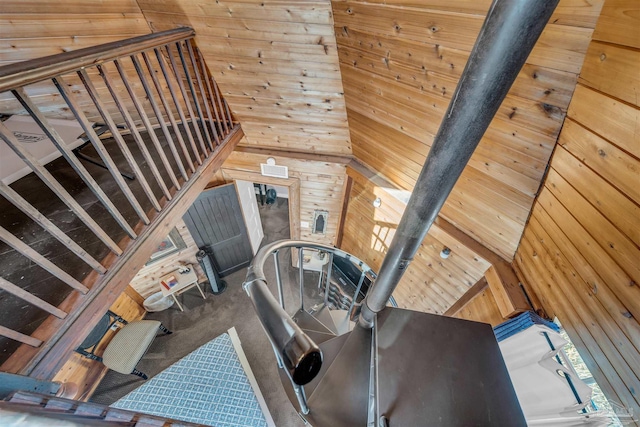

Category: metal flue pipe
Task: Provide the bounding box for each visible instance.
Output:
[359,0,559,326]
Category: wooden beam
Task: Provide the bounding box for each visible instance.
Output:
[2,125,243,379]
[444,277,489,317]
[0,326,42,348]
[0,226,88,294]
[485,262,530,318]
[336,175,353,248]
[0,277,67,319]
[234,146,353,165]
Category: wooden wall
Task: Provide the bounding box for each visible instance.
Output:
[136,0,352,156]
[0,1,151,65]
[0,1,157,122]
[514,0,640,419]
[129,219,206,298]
[341,162,491,314]
[332,0,604,260]
[220,145,349,247]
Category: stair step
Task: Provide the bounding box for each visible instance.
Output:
[375,307,526,426]
[303,325,371,427]
[293,309,335,335]
[310,305,338,335]
[301,328,338,346]
[303,331,351,398]
[329,309,354,335]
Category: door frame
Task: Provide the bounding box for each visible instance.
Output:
[214,168,301,244]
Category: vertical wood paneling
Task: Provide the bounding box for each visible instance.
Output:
[514,0,640,420]
[332,0,602,260]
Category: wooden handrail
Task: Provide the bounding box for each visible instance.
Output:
[0,27,194,92]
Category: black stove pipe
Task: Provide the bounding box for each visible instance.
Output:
[359,0,560,326]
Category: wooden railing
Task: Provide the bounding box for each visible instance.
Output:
[0,28,243,377]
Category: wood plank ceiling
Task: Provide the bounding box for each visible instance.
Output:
[136,0,352,156]
[332,0,604,260]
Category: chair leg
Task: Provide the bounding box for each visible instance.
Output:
[159,324,172,335]
[131,369,148,380]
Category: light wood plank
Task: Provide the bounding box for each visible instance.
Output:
[0,326,42,347]
[591,0,640,48]
[0,226,88,293]
[579,41,640,107]
[0,277,67,319]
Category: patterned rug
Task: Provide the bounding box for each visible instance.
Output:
[111,330,271,426]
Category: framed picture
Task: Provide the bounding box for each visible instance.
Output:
[146,228,187,266]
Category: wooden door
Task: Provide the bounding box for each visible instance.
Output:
[183,184,253,277]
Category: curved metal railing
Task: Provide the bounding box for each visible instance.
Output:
[243,239,381,413]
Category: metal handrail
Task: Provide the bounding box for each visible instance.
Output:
[243,239,376,413]
[0,28,195,92]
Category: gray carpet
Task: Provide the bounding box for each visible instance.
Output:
[91,197,324,426]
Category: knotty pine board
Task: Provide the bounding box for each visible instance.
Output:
[514,0,640,421]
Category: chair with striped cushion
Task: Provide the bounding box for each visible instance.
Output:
[76,310,171,379]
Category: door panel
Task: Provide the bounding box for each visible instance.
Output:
[183,184,253,277]
[235,180,264,255]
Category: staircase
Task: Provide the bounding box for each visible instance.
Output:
[243,1,560,425]
[247,241,526,426]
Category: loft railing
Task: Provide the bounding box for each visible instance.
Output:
[0,27,242,377]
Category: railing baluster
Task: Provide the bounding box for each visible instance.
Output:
[220,84,234,133]
[98,63,170,204]
[141,51,196,174]
[0,181,105,273]
[164,45,208,157]
[0,226,89,293]
[113,59,182,191]
[0,277,67,319]
[186,42,220,147]
[298,247,305,310]
[0,325,42,347]
[0,121,121,255]
[77,70,161,217]
[53,75,149,228]
[324,252,334,308]
[130,54,188,181]
[347,270,367,319]
[176,42,214,151]
[11,87,139,242]
[274,250,285,310]
[154,47,202,166]
[195,46,225,142]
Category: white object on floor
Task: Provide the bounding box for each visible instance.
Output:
[143,291,174,312]
[1,115,87,184]
[499,325,599,425]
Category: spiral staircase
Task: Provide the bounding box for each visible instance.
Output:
[243,1,560,425]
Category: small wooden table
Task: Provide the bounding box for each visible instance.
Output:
[159,265,205,311]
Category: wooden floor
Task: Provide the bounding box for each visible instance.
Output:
[0,122,210,365]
